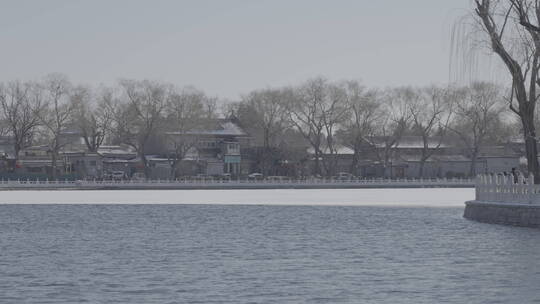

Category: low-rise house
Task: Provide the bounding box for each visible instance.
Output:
[361,136,474,178]
[146,156,170,179]
[0,136,15,158]
[474,141,525,174]
[397,154,472,178]
[11,127,104,179]
[98,145,139,178]
[239,128,310,177]
[58,128,103,179]
[365,136,456,156]
[62,151,102,179]
[476,155,523,174]
[307,146,357,176]
[308,136,454,177]
[16,145,69,178]
[58,129,87,152]
[307,136,521,178]
[164,118,249,177]
[0,136,16,174]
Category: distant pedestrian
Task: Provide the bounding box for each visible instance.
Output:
[511,167,518,184]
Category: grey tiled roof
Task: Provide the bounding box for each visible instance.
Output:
[166,119,247,137]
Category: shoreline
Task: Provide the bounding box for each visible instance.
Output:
[0,183,474,191]
[464,200,540,228]
[0,188,473,206]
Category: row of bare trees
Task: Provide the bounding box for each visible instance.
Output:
[230,78,510,177]
[452,0,540,182]
[0,74,217,178]
[0,73,520,179]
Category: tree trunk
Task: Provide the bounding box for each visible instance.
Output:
[350,146,360,176]
[83,135,96,153]
[325,155,337,177]
[418,160,425,178]
[469,148,478,177]
[525,135,539,182]
[14,142,21,163]
[383,148,391,178]
[321,154,329,177]
[522,114,540,183]
[313,149,321,176]
[140,153,150,178]
[51,150,58,180]
[169,159,177,180]
[262,130,270,176]
[473,0,540,182]
[261,147,273,176]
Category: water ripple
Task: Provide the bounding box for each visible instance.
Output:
[1,204,539,303]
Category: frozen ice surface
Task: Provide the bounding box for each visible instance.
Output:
[0,188,473,206]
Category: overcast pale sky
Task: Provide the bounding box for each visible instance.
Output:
[0,0,477,99]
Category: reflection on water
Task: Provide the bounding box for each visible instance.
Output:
[1,205,539,303]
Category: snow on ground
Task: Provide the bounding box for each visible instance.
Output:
[0,188,474,206]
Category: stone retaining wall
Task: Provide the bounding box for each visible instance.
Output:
[0,179,473,190]
[464,200,540,228]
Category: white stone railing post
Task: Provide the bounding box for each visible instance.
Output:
[528,174,535,204]
[475,174,481,201]
[0,175,476,189]
[473,172,540,204]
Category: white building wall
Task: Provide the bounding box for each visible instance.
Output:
[206,161,224,175]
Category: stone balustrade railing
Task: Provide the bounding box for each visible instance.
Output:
[0,177,474,189]
[475,174,540,204]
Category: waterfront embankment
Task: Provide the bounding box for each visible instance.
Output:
[0,178,474,191]
[464,174,540,228]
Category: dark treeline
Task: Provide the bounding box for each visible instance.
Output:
[0,74,218,178]
[227,78,517,177]
[0,73,524,178]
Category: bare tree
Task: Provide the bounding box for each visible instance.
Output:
[337,81,379,175]
[0,81,43,160]
[320,83,351,176]
[239,87,291,175]
[368,87,411,178]
[449,82,505,176]
[39,74,75,179]
[165,87,208,179]
[472,0,540,181]
[288,79,325,176]
[71,86,114,152]
[288,78,349,176]
[0,117,8,137]
[114,80,169,177]
[409,86,453,177]
[202,96,218,119]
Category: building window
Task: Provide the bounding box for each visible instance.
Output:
[226,143,239,154]
[199,141,218,148]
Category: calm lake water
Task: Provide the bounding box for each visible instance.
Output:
[1,190,540,303]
